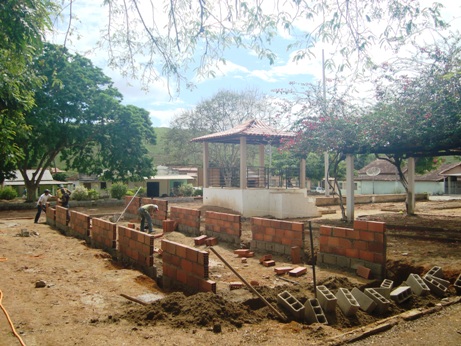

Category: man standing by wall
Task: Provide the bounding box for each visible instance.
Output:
[34,189,52,223]
[138,204,158,234]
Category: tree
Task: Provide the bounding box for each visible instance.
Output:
[15,43,156,201]
[57,1,446,93]
[0,0,56,182]
[165,89,270,168]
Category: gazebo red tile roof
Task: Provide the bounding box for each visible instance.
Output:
[190,119,295,145]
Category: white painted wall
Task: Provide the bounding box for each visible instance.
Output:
[203,188,319,218]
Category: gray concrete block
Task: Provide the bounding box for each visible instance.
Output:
[454,273,461,295]
[373,287,391,299]
[422,275,448,297]
[336,255,351,268]
[364,288,391,314]
[381,279,394,290]
[336,288,360,317]
[304,298,328,325]
[426,266,444,279]
[351,287,377,313]
[322,254,338,266]
[277,291,304,321]
[424,273,450,288]
[407,273,430,296]
[316,285,337,312]
[390,286,412,304]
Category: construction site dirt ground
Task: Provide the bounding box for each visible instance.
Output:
[0,198,460,345]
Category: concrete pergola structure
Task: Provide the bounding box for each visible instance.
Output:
[191,119,319,218]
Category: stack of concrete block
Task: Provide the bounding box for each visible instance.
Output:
[454,274,461,295]
[406,273,431,296]
[351,287,377,313]
[390,286,412,303]
[336,288,360,316]
[304,298,328,324]
[316,285,337,313]
[364,288,391,314]
[277,291,304,321]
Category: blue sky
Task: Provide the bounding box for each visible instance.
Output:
[50,0,460,128]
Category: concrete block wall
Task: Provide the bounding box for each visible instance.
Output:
[55,206,69,232]
[250,217,305,256]
[91,218,117,255]
[170,206,201,236]
[45,203,56,226]
[205,211,241,245]
[318,220,386,279]
[118,225,155,277]
[161,239,216,294]
[68,210,91,241]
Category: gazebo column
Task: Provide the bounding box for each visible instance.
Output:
[203,142,209,188]
[259,145,265,188]
[300,158,306,189]
[240,136,247,189]
[346,154,354,221]
[407,157,415,215]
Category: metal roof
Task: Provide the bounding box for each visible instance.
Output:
[146,175,195,181]
[190,119,295,145]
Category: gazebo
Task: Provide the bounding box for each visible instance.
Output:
[191,119,320,218]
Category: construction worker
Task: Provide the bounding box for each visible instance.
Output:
[34,189,52,223]
[138,204,158,234]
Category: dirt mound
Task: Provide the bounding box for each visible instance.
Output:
[113,292,264,329]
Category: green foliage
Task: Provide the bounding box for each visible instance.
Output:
[178,183,195,197]
[70,186,88,201]
[110,183,128,200]
[9,43,155,197]
[0,0,55,181]
[52,172,68,182]
[193,188,203,196]
[127,187,145,196]
[0,186,18,200]
[87,189,99,200]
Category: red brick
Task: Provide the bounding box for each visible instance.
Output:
[194,235,208,245]
[345,248,360,258]
[205,237,218,246]
[229,282,244,290]
[359,250,375,262]
[367,221,385,233]
[291,246,301,264]
[259,254,272,264]
[332,227,347,238]
[353,240,368,250]
[353,220,368,231]
[234,249,251,256]
[274,267,294,275]
[368,242,384,253]
[356,265,371,279]
[359,230,375,241]
[263,260,276,267]
[288,267,307,277]
[320,226,332,236]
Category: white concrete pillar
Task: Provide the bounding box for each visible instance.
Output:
[240,136,247,189]
[346,154,354,221]
[259,144,265,167]
[407,157,415,214]
[203,142,209,188]
[300,158,306,189]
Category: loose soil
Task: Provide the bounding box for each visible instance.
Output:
[0,199,460,345]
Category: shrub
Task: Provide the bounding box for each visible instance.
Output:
[87,189,99,200]
[110,182,128,200]
[193,188,203,196]
[0,186,18,200]
[179,183,195,197]
[72,186,89,201]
